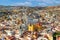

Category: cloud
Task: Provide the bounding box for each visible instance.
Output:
[38,3,48,7]
[11,2,32,6]
[7,0,60,6]
[27,0,60,6]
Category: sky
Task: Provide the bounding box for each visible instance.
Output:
[0,0,60,7]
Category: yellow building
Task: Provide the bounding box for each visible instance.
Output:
[28,24,34,32]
